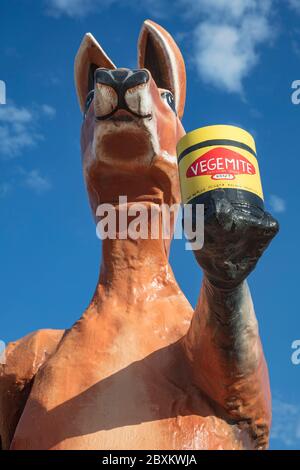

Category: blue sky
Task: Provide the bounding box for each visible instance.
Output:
[0,0,299,450]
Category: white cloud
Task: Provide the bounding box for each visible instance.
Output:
[0,103,55,158]
[0,103,54,195]
[0,105,33,124]
[23,169,52,194]
[182,0,274,95]
[46,0,93,16]
[0,169,52,197]
[46,0,115,17]
[0,104,39,157]
[288,0,300,13]
[269,194,286,213]
[46,0,166,17]
[182,0,259,20]
[41,104,56,118]
[271,398,300,447]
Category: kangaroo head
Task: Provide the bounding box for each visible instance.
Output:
[74,20,186,217]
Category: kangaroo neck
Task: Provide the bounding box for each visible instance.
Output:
[96,201,176,300]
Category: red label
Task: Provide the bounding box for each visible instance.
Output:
[186,147,256,180]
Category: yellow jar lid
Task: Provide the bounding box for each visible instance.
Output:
[177,125,256,159]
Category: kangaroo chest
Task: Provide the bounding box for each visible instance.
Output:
[11,308,252,450]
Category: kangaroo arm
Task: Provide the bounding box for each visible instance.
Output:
[183,277,271,450]
[0,329,64,449]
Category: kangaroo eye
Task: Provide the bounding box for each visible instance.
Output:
[84,89,94,118]
[161,91,176,114]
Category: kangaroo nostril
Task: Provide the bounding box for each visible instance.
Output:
[95,69,115,87]
[125,70,149,90]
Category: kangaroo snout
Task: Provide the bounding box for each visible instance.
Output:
[94,68,152,120]
[95,68,149,90]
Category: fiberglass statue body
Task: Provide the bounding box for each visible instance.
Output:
[0,20,278,450]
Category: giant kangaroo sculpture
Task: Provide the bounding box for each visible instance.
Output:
[0,20,278,450]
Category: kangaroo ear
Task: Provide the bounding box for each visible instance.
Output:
[74,33,116,112]
[138,20,186,119]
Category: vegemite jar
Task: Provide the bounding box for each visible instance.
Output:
[176,125,264,215]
